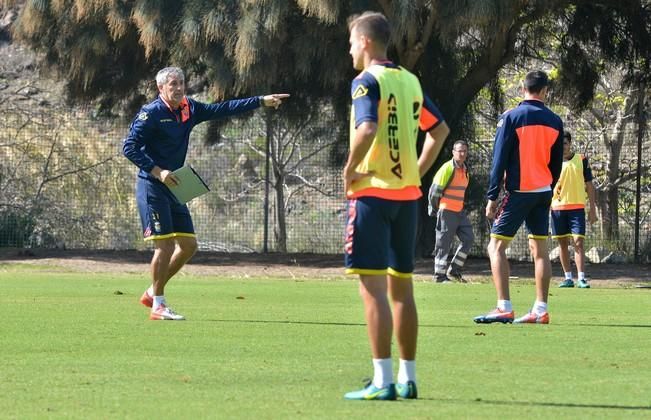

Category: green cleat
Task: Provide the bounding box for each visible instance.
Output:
[396,381,418,399]
[559,279,575,288]
[344,381,396,401]
[578,279,591,288]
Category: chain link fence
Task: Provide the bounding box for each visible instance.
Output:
[462,115,651,263]
[1,101,649,262]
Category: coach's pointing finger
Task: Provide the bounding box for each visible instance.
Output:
[262,94,291,109]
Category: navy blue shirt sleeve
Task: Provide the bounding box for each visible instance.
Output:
[487,112,514,200]
[549,125,564,189]
[122,109,156,173]
[582,156,594,182]
[192,96,262,125]
[351,72,380,128]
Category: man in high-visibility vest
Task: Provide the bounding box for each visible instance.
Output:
[428,140,475,283]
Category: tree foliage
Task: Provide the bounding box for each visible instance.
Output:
[4,0,648,128]
[5,0,650,256]
[8,0,350,119]
[555,2,651,110]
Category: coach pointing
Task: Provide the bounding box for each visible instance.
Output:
[123,66,289,320]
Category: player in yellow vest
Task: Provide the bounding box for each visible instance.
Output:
[551,131,597,288]
[343,11,450,401]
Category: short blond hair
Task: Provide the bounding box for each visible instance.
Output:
[347,12,390,46]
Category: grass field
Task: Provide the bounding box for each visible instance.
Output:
[1,263,650,419]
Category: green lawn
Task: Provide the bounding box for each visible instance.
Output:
[1,265,650,419]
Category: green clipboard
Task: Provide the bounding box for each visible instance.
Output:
[167,166,210,204]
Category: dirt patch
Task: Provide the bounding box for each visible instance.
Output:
[1,248,649,287]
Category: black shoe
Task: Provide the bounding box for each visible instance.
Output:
[434,274,451,283]
[447,269,467,283]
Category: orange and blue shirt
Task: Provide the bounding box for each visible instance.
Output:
[123,95,262,181]
[487,99,564,201]
[348,62,445,200]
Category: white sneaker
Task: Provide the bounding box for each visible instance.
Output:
[150,305,185,321]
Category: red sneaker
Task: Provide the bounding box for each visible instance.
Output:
[513,312,549,324]
[140,290,153,308]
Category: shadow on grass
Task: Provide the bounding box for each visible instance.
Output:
[421,397,651,411]
[207,318,366,326]
[574,324,651,328]
[205,318,651,330]
[205,319,479,328]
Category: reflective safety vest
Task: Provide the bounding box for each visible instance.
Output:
[439,166,468,212]
[428,159,470,215]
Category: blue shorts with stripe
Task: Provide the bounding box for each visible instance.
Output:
[136,177,195,241]
[491,190,552,240]
[344,197,418,278]
[551,209,586,238]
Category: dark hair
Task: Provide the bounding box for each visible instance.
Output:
[523,70,549,94]
[348,12,390,46]
[563,131,572,142]
[453,140,468,150]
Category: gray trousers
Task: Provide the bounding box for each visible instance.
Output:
[434,209,475,276]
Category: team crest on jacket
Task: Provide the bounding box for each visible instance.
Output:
[138,112,148,121]
[352,85,368,99]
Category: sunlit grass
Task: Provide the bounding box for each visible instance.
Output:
[1,267,650,418]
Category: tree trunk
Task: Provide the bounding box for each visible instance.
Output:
[599,92,634,240]
[597,184,619,240]
[273,171,287,252]
[603,138,622,240]
[266,113,288,253]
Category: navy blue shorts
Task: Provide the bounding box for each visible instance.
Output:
[551,209,586,239]
[136,177,195,241]
[491,190,552,240]
[344,197,418,278]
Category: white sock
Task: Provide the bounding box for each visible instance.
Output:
[564,272,573,280]
[532,301,547,315]
[152,296,166,310]
[397,359,416,384]
[372,358,393,388]
[146,285,154,296]
[578,272,585,281]
[497,300,512,312]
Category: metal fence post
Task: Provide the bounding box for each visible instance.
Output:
[263,112,271,253]
[634,74,647,263]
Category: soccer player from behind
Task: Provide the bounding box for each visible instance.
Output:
[123,66,288,320]
[474,70,564,325]
[551,131,597,288]
[343,12,450,400]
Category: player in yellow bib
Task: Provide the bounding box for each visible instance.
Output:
[551,131,597,288]
[343,11,450,401]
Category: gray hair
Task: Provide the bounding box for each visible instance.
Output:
[156,67,184,86]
